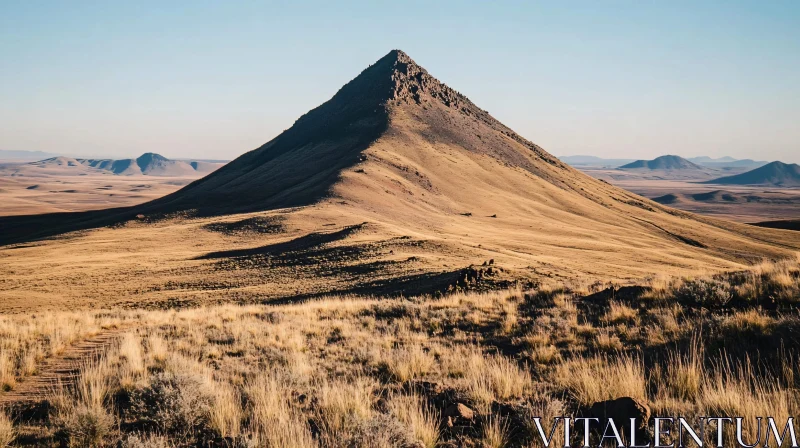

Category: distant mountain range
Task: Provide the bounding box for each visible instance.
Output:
[559,154,769,170]
[704,161,800,187]
[619,155,704,170]
[29,153,225,176]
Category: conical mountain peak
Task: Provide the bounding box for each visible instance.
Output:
[370,49,481,112]
[142,49,564,214]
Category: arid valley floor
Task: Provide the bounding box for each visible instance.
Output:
[0,51,799,447]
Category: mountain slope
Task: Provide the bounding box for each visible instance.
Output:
[139,50,799,268]
[705,161,800,187]
[1,50,799,308]
[620,155,704,170]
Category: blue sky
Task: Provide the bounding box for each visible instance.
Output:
[1,1,798,162]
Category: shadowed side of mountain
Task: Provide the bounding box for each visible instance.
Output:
[0,52,402,243]
[0,207,137,245]
[139,52,407,215]
[82,158,141,174]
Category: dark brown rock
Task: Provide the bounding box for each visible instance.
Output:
[590,396,651,441]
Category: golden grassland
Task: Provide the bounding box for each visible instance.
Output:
[0,256,796,447]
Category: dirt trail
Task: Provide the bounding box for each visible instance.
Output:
[0,327,128,409]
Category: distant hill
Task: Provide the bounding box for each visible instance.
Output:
[29,156,82,168]
[705,161,800,187]
[653,191,746,205]
[558,155,635,167]
[619,155,705,170]
[0,150,60,160]
[688,156,768,169]
[29,153,224,176]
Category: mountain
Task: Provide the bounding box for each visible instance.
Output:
[1,49,799,294]
[27,153,224,176]
[619,155,705,170]
[652,191,746,205]
[558,155,636,168]
[29,156,84,168]
[705,161,800,187]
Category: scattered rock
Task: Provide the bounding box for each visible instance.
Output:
[444,402,474,427]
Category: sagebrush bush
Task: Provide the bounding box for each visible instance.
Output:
[54,404,114,448]
[127,372,214,442]
[675,279,732,307]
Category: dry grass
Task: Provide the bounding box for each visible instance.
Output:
[0,257,797,446]
[481,416,510,448]
[0,412,13,448]
[602,300,639,324]
[387,392,440,448]
[381,344,435,382]
[554,353,647,406]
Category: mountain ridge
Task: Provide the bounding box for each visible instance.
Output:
[29,153,223,176]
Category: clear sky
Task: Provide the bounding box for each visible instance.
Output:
[1,1,798,162]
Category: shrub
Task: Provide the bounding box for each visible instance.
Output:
[127,372,214,442]
[55,404,114,448]
[674,279,732,307]
[338,414,418,448]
